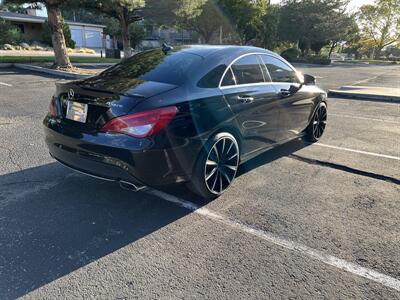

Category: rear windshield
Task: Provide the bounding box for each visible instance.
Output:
[99,49,202,85]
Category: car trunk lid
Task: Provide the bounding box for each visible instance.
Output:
[55,78,178,131]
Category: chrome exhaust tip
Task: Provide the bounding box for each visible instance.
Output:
[119,181,147,192]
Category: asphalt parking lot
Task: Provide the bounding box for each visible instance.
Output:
[0,65,399,299]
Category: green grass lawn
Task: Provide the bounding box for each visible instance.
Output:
[0,56,121,64]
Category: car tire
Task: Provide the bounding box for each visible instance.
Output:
[189,132,240,200]
[305,102,327,142]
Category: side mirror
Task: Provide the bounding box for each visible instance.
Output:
[303,74,316,85]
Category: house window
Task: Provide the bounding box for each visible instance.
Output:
[16,24,25,34]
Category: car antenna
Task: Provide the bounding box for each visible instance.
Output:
[162,43,173,55]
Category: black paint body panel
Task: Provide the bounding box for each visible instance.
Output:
[44,45,326,187]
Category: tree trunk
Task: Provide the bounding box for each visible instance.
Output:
[202,31,214,44]
[46,4,71,69]
[374,46,383,60]
[328,41,337,58]
[118,10,132,59]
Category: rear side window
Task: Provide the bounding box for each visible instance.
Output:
[96,49,202,85]
[221,67,236,86]
[231,55,265,85]
[260,55,299,83]
[198,65,227,88]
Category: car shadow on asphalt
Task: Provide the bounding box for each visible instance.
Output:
[237,138,309,177]
[0,163,196,299]
[0,139,309,299]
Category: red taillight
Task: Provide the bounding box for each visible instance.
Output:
[100,106,177,138]
[48,97,57,117]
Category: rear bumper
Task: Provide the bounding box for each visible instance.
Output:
[44,117,197,186]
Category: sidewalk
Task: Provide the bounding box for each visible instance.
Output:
[328,86,400,102]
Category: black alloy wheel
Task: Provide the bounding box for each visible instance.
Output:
[306,102,327,142]
[190,132,239,199]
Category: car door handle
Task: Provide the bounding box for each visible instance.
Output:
[237,96,254,104]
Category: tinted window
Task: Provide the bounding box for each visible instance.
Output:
[231,55,265,85]
[221,68,236,86]
[96,49,202,86]
[261,55,299,83]
[198,65,227,88]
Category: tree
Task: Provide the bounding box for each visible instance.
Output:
[42,19,75,48]
[279,0,354,56]
[141,0,178,26]
[128,22,144,48]
[218,0,266,44]
[175,0,227,44]
[143,0,224,44]
[0,19,21,45]
[358,0,400,59]
[87,0,144,58]
[61,7,121,37]
[5,0,72,68]
[326,14,358,58]
[384,45,400,58]
[258,4,280,49]
[0,2,27,13]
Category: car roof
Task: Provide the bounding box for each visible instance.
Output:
[179,45,279,58]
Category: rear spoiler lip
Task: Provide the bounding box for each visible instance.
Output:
[55,81,147,98]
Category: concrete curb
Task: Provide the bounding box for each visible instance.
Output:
[328,90,400,103]
[73,63,115,67]
[13,64,90,79]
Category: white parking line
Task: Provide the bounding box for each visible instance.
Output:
[314,143,400,161]
[329,113,400,124]
[352,75,379,86]
[0,82,12,87]
[147,189,400,292]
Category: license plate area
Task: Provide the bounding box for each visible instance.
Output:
[66,101,88,123]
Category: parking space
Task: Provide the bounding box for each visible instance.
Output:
[0,67,399,299]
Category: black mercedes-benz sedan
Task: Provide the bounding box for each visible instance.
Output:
[44,45,327,199]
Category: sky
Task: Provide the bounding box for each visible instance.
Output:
[271,0,375,12]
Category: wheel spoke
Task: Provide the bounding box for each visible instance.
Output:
[220,169,232,184]
[206,159,217,166]
[206,167,217,181]
[211,170,218,191]
[224,164,237,171]
[219,174,223,193]
[220,139,226,158]
[225,140,234,157]
[212,145,219,161]
[320,109,327,119]
[226,152,238,161]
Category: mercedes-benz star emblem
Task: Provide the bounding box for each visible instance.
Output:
[67,89,74,100]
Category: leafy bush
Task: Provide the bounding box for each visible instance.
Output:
[292,56,331,65]
[0,19,21,46]
[32,45,44,51]
[281,48,300,62]
[42,20,76,49]
[3,44,15,50]
[20,42,30,50]
[78,48,96,54]
[129,23,145,49]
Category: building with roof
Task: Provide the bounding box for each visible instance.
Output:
[0,11,106,49]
